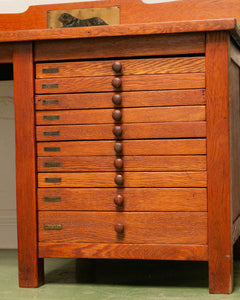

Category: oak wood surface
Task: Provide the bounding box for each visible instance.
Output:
[0,43,13,63]
[37,155,206,172]
[38,242,208,261]
[35,73,205,94]
[36,57,205,78]
[36,122,206,141]
[206,32,233,294]
[38,211,207,244]
[37,187,207,212]
[35,33,205,61]
[36,106,206,125]
[13,43,44,287]
[35,90,206,111]
[37,139,206,156]
[38,171,207,188]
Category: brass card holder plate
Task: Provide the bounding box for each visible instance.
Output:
[47,6,120,29]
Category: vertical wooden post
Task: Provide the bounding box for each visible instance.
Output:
[206,32,233,294]
[13,42,44,287]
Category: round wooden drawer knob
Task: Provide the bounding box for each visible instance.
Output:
[114,158,123,169]
[112,110,122,121]
[115,174,124,186]
[114,143,123,154]
[114,195,124,207]
[115,223,124,233]
[113,126,122,137]
[112,78,122,88]
[112,62,122,73]
[112,94,122,106]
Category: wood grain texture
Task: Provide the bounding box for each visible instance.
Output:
[38,211,208,245]
[37,139,206,156]
[37,155,206,172]
[0,19,235,44]
[36,122,206,141]
[38,187,207,212]
[229,53,240,223]
[0,43,13,63]
[38,171,207,188]
[35,33,205,61]
[35,90,206,111]
[38,242,208,261]
[36,57,205,78]
[206,32,232,294]
[36,106,206,125]
[35,73,205,94]
[13,43,44,287]
[0,0,240,31]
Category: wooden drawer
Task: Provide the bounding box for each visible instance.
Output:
[35,90,205,111]
[37,139,206,156]
[36,106,205,125]
[38,171,207,188]
[36,57,205,78]
[38,188,207,212]
[37,155,206,172]
[38,212,207,244]
[35,73,205,94]
[36,122,206,141]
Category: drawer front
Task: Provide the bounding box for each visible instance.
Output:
[38,188,207,212]
[36,106,205,125]
[36,57,205,78]
[38,212,207,244]
[36,122,206,141]
[35,90,205,111]
[37,139,206,156]
[38,171,207,188]
[35,73,205,94]
[37,155,206,172]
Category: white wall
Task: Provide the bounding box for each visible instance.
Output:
[0,0,177,248]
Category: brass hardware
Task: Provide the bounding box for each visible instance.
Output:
[44,162,61,167]
[43,131,60,136]
[43,115,60,121]
[44,196,61,202]
[42,84,59,89]
[44,224,62,230]
[42,68,59,74]
[42,100,59,105]
[44,147,61,152]
[45,178,62,183]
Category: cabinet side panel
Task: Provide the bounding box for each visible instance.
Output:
[206,32,232,294]
[13,42,44,288]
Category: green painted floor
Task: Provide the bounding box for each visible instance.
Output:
[1,249,240,300]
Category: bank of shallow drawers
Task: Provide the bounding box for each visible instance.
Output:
[35,57,207,246]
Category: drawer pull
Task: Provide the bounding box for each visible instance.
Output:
[43,115,60,121]
[112,78,122,88]
[44,224,62,230]
[112,94,122,106]
[45,178,62,183]
[43,131,60,136]
[44,162,61,167]
[42,84,59,89]
[114,158,123,169]
[42,99,59,105]
[115,223,124,234]
[115,174,124,186]
[112,62,122,73]
[44,196,61,202]
[114,195,124,207]
[112,110,122,121]
[44,147,61,152]
[113,126,122,137]
[114,143,123,154]
[42,68,59,74]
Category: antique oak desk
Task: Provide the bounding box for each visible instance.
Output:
[0,10,240,294]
